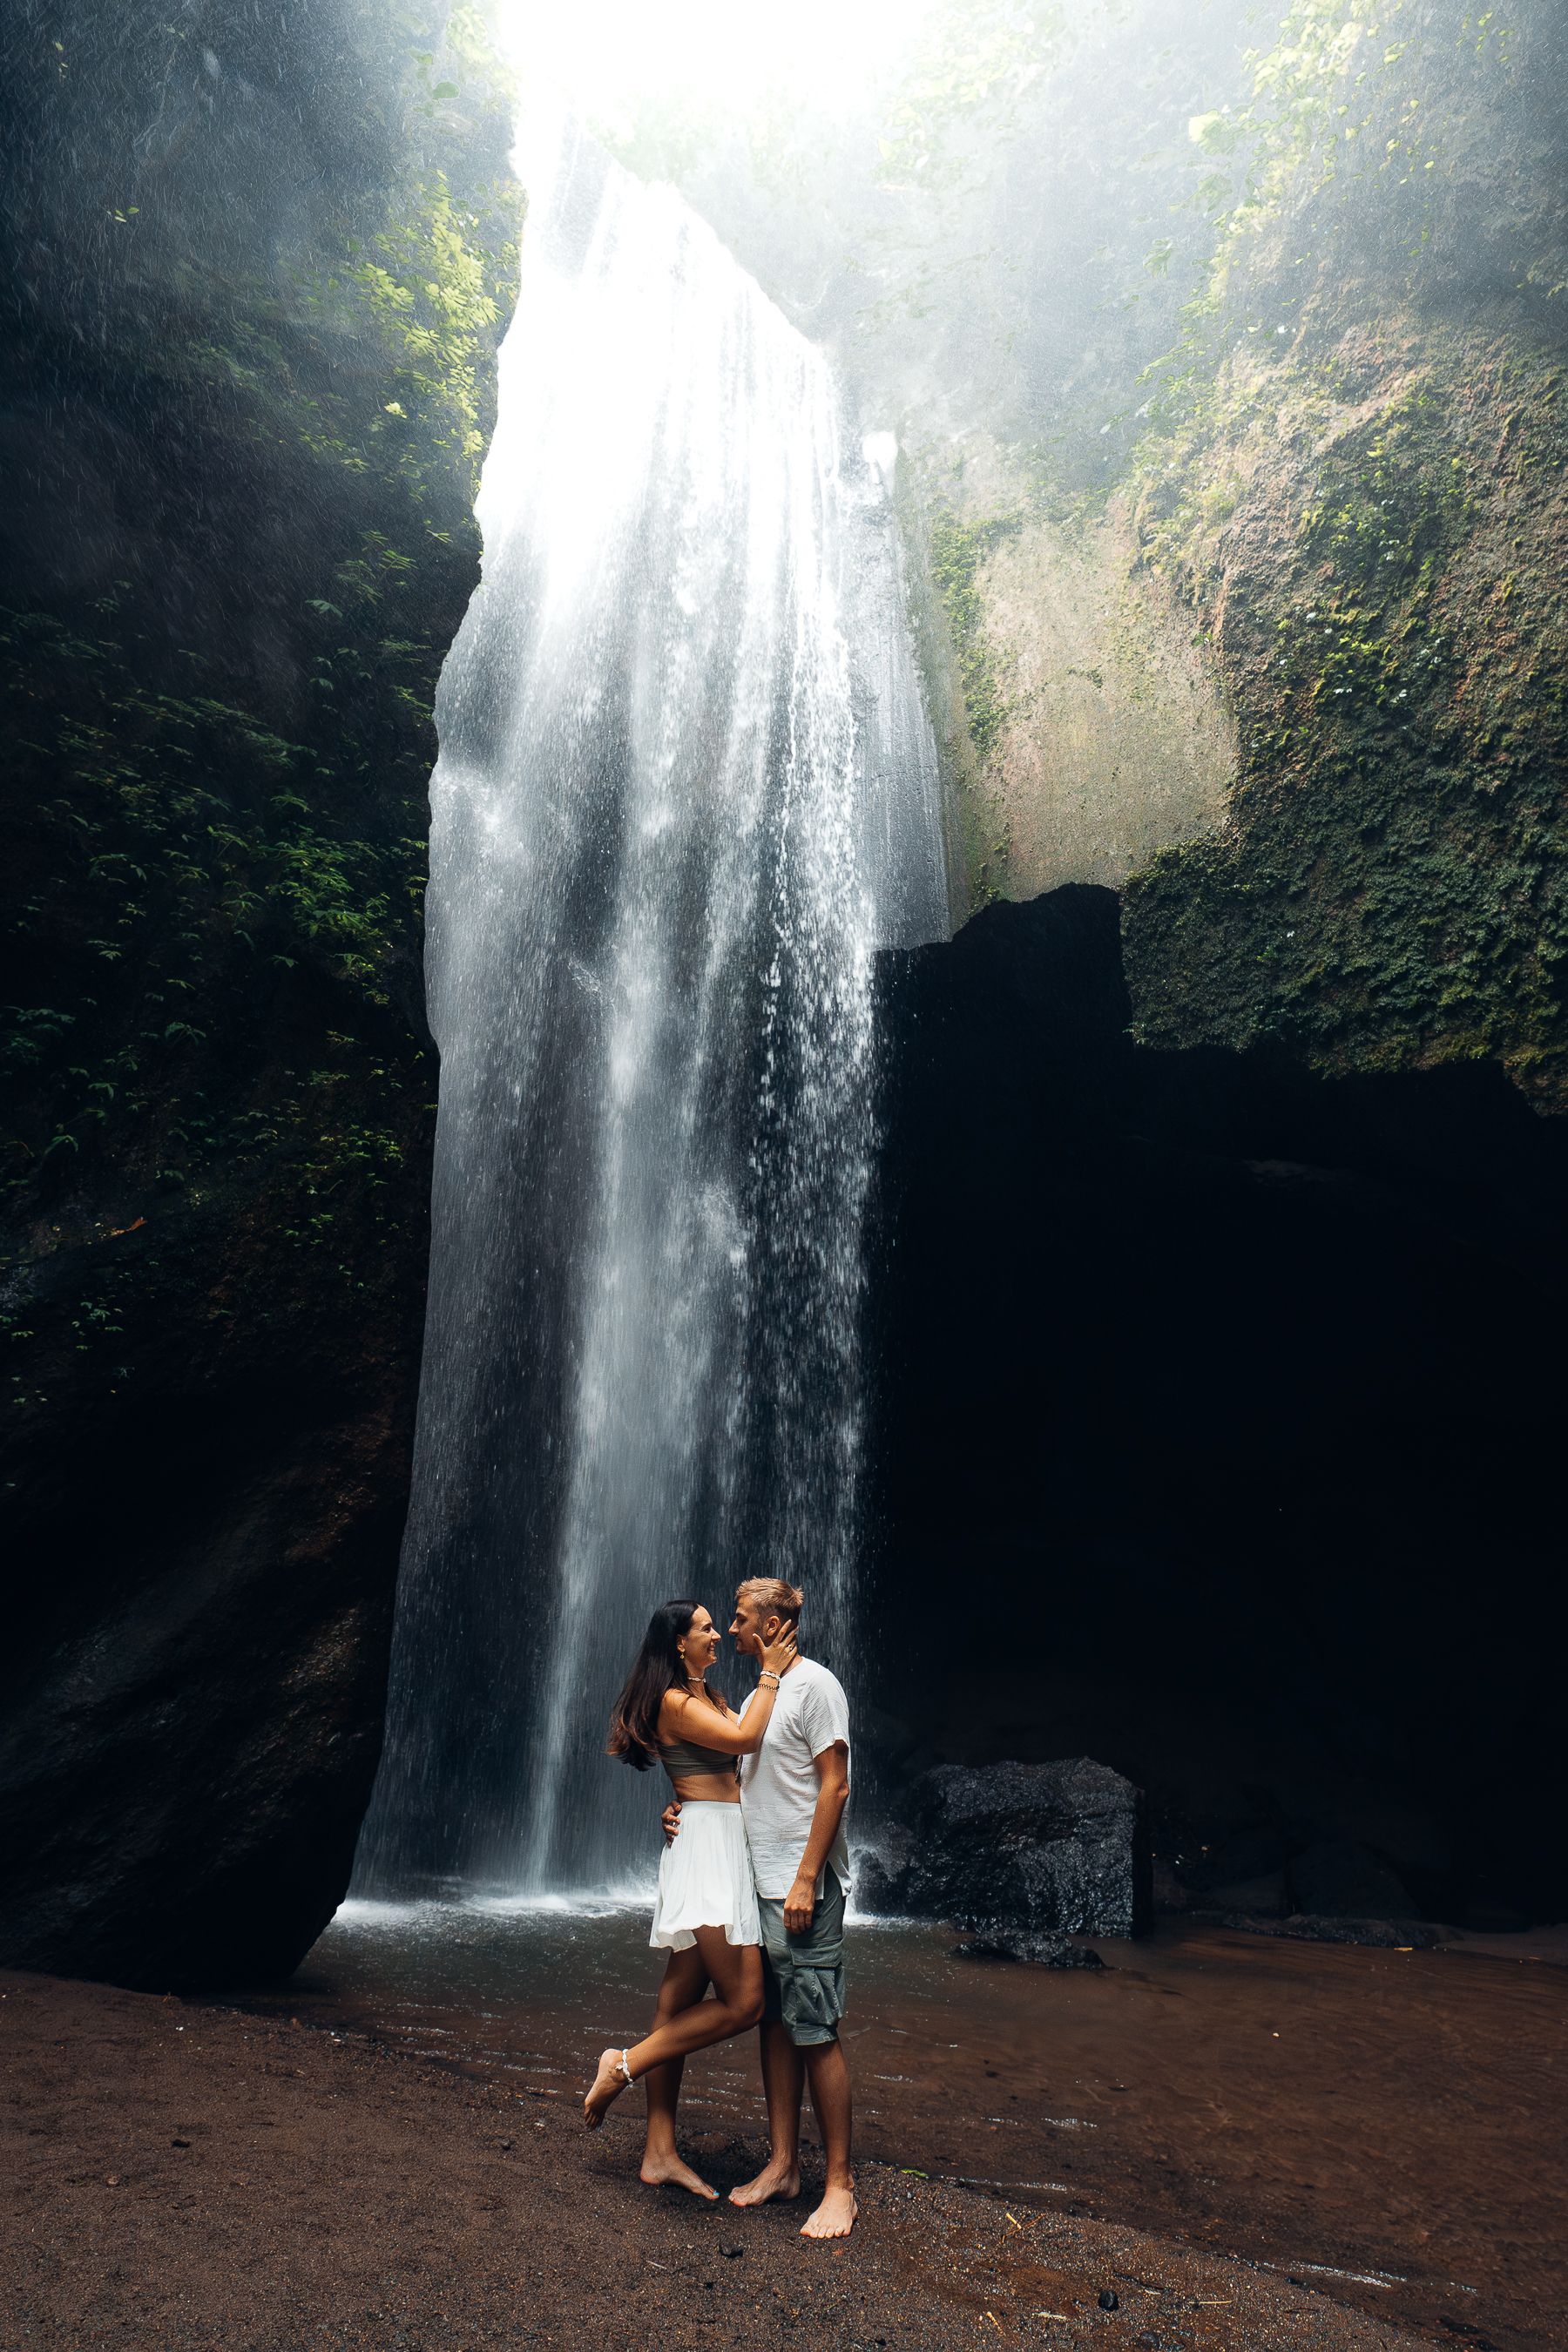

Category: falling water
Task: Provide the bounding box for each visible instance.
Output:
[355,114,948,1899]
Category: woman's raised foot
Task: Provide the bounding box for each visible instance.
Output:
[584,2045,630,2128]
[639,2150,719,2199]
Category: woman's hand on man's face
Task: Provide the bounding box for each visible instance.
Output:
[759,1622,798,1677]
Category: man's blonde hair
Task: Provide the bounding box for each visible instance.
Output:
[735,1576,803,1628]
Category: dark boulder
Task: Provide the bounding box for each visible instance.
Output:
[1224,1915,1449,1950]
[875,1759,1152,1939]
[1187,1828,1290,1893]
[952,1927,1105,1968]
[0,1374,409,1990]
[1288,1840,1415,1922]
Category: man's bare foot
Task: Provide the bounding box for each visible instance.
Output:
[801,2183,858,2239]
[639,2151,718,2200]
[727,2154,801,2207]
[584,2046,630,2129]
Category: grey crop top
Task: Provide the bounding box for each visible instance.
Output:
[659,1730,738,1781]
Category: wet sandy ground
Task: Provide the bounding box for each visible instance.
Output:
[3,1966,1443,2352]
[221,1908,1568,2352]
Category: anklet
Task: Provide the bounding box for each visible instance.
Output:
[617,2049,633,2086]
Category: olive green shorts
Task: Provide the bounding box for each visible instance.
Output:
[756,1866,847,2047]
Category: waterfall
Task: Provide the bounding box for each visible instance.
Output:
[355,113,948,1899]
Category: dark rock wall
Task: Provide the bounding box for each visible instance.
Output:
[0,0,517,1987]
[868,887,1568,1926]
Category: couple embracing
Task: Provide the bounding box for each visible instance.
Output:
[581,1577,856,2240]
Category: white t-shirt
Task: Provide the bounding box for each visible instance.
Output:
[737,1657,852,1899]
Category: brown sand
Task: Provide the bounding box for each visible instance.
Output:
[0,1969,1436,2352]
[225,1908,1567,2351]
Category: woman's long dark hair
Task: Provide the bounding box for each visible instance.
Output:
[606,1599,727,1772]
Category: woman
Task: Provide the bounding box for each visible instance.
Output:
[582,1598,797,2195]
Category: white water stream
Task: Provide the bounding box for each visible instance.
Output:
[355,112,947,1898]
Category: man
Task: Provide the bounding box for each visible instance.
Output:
[663,1575,855,2238]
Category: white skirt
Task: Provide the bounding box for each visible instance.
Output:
[649,1801,761,1950]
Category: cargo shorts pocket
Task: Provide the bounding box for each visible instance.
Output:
[758,1869,848,2046]
[770,1957,845,2046]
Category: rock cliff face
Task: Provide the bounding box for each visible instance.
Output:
[0,0,517,1986]
[920,0,1568,1102]
[966,509,1236,898]
[1123,43,1568,1101]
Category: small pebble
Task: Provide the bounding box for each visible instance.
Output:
[1099,2289,1119,2310]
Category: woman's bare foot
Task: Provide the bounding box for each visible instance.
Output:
[727,2153,801,2207]
[801,2183,858,2239]
[584,2046,630,2128]
[639,2150,718,2200]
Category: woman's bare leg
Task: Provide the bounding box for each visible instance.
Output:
[585,1930,763,2125]
[639,1947,716,2197]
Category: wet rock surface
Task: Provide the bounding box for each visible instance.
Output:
[1288,1841,1416,1922]
[952,1925,1105,1966]
[1217,1916,1450,1951]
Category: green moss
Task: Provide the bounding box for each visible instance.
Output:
[928,512,1020,761]
[924,509,1022,906]
[1123,331,1568,1097]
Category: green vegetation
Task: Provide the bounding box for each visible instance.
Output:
[923,511,1021,907]
[3,595,430,1210]
[928,512,1021,766]
[875,0,1067,193]
[286,163,512,499]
